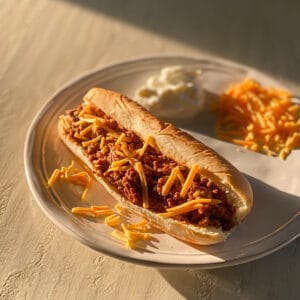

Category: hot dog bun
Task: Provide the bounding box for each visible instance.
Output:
[58,88,253,245]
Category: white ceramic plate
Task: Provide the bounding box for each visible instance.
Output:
[24,56,300,268]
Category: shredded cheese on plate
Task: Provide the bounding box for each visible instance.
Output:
[214,78,300,159]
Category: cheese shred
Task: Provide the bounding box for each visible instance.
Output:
[160,198,221,218]
[47,161,91,201]
[105,214,120,227]
[127,219,148,230]
[180,165,199,198]
[162,166,180,196]
[133,162,149,208]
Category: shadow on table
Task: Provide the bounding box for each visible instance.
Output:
[158,241,299,299]
[61,0,300,84]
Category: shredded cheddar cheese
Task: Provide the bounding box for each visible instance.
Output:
[91,205,111,211]
[160,198,221,218]
[121,224,151,241]
[82,135,102,147]
[214,78,300,159]
[74,133,88,141]
[93,209,114,217]
[78,103,92,117]
[47,169,60,187]
[59,115,71,129]
[115,150,126,157]
[47,161,91,201]
[162,166,181,196]
[134,162,149,208]
[112,230,134,248]
[127,219,148,230]
[180,165,199,198]
[68,172,90,186]
[114,203,124,213]
[111,222,152,249]
[137,136,158,158]
[71,207,95,217]
[71,205,113,217]
[105,214,120,227]
[80,115,105,124]
[81,187,89,201]
[99,136,106,149]
[80,124,93,136]
[111,158,131,168]
[94,119,120,137]
[176,168,186,185]
[120,143,135,157]
[115,133,126,146]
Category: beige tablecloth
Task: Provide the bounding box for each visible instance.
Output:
[0,1,299,299]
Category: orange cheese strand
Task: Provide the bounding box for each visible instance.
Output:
[180,165,199,198]
[91,205,111,211]
[121,224,151,241]
[176,168,186,185]
[80,124,93,136]
[93,209,114,217]
[82,135,102,147]
[105,214,120,227]
[112,230,129,243]
[47,169,61,186]
[114,203,124,213]
[160,198,221,218]
[115,133,126,146]
[134,162,149,208]
[111,158,131,168]
[59,115,72,129]
[71,206,113,217]
[68,172,90,186]
[121,143,135,157]
[137,136,158,158]
[162,166,180,196]
[94,119,120,137]
[74,133,88,141]
[71,207,95,217]
[80,186,89,201]
[127,220,148,230]
[78,103,91,117]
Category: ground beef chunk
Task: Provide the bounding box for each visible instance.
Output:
[122,167,142,206]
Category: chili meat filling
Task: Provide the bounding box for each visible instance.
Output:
[64,104,235,230]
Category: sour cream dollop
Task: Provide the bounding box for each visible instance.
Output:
[135,66,204,119]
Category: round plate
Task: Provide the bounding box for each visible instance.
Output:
[24,56,300,268]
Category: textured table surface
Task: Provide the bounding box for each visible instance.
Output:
[1,1,299,299]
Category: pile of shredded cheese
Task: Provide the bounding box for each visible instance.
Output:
[214,78,300,160]
[48,157,151,249]
[48,160,91,200]
[72,203,151,249]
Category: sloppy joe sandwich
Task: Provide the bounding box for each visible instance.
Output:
[58,88,253,245]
